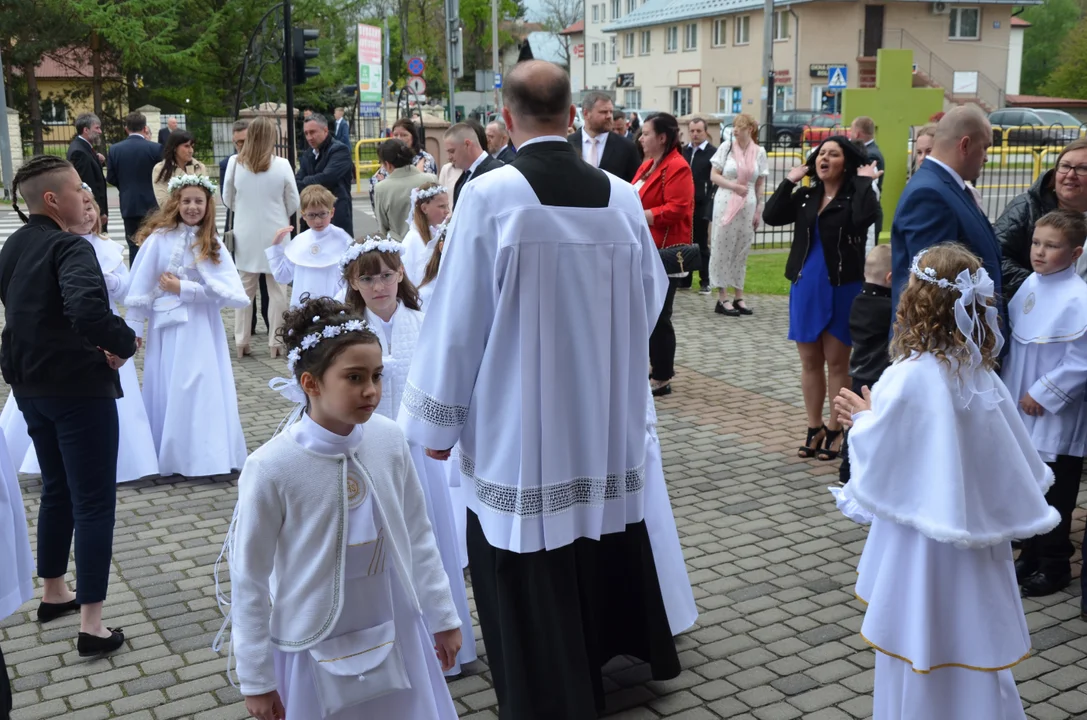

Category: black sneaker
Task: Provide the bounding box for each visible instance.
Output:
[699,286,711,295]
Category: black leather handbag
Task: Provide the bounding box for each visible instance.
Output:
[658,243,701,275]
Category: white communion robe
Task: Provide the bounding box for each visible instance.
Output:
[124,225,250,477]
[266,226,352,308]
[1001,266,1087,461]
[0,433,33,621]
[836,352,1059,720]
[0,234,158,482]
[366,303,477,673]
[401,225,441,288]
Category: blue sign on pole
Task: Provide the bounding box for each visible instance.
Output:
[827,65,848,90]
[407,56,425,76]
[359,101,381,118]
[494,72,502,89]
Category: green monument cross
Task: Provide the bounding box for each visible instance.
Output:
[842,49,944,243]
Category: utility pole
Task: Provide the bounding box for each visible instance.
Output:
[0,45,12,199]
[492,0,500,116]
[446,0,460,122]
[284,0,296,168]
[383,18,391,132]
[761,0,775,144]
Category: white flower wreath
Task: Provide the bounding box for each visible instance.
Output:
[167,174,218,196]
[338,234,406,273]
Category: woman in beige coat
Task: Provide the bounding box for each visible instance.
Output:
[152,130,209,205]
[374,139,436,241]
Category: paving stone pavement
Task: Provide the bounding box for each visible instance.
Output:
[5,289,1087,720]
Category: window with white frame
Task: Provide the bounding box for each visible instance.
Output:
[640,30,651,54]
[672,87,692,116]
[717,86,741,114]
[627,0,636,13]
[684,23,698,50]
[712,19,726,46]
[666,25,678,52]
[611,0,620,18]
[949,7,980,39]
[624,33,635,56]
[735,15,750,44]
[592,4,599,22]
[592,42,600,64]
[41,98,68,125]
[625,89,642,107]
[610,36,617,62]
[773,10,789,40]
[774,85,794,112]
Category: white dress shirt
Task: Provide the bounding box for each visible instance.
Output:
[581,130,609,167]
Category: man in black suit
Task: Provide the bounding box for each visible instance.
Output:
[681,117,716,292]
[566,91,641,182]
[486,119,517,164]
[851,115,885,240]
[157,116,178,145]
[444,122,504,207]
[297,113,354,236]
[107,111,163,265]
[612,109,633,140]
[67,113,108,233]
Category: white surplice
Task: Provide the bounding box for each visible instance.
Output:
[125,225,250,477]
[838,352,1059,719]
[398,164,668,553]
[1001,266,1087,461]
[0,433,33,620]
[367,303,477,673]
[265,226,353,308]
[0,234,158,483]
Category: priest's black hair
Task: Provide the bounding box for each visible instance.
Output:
[278,295,381,383]
[11,155,74,223]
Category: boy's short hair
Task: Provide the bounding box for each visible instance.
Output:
[1036,209,1087,249]
[865,243,893,276]
[300,185,336,211]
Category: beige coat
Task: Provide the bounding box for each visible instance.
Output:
[374,166,437,241]
[151,159,209,206]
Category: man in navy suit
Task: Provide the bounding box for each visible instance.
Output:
[333,108,351,147]
[107,112,163,265]
[891,106,996,315]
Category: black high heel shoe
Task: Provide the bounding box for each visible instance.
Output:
[77,627,125,657]
[798,425,827,459]
[37,598,80,623]
[817,427,845,461]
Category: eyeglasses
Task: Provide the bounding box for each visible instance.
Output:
[1057,162,1087,178]
[81,182,91,192]
[356,271,398,289]
[302,211,330,221]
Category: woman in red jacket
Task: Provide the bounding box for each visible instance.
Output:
[635,112,694,396]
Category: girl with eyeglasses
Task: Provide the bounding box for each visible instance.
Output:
[339,236,478,676]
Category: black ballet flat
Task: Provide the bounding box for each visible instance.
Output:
[798,425,827,459]
[715,300,740,317]
[734,299,754,316]
[651,383,672,397]
[37,599,80,623]
[816,427,845,461]
[77,627,125,657]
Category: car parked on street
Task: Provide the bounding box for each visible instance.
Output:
[989,108,1083,147]
[801,115,848,145]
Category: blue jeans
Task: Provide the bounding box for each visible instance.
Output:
[16,396,119,604]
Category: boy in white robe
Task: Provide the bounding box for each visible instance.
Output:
[1001,209,1087,598]
[832,243,1058,720]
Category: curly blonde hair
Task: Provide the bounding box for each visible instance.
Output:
[890,243,1000,372]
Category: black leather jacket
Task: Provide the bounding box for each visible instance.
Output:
[995,169,1059,300]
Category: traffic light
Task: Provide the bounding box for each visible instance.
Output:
[292,28,320,85]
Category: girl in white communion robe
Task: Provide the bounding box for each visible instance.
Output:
[831,244,1059,720]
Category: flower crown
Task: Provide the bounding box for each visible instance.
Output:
[167,174,218,196]
[411,185,448,206]
[285,317,373,376]
[338,235,405,273]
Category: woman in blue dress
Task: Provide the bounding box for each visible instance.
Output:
[763,136,882,461]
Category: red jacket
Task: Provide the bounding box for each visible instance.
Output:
[634,147,694,249]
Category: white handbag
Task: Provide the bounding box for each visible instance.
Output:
[307,620,410,716]
[151,295,189,328]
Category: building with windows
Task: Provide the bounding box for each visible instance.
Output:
[602,0,1031,121]
[583,0,648,91]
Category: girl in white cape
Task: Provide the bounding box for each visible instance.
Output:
[831,243,1059,720]
[221,296,461,720]
[124,175,250,478]
[401,183,450,288]
[339,236,477,674]
[0,186,158,482]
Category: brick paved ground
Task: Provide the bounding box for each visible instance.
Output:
[5,287,1087,720]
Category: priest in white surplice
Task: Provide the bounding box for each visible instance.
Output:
[398,61,681,719]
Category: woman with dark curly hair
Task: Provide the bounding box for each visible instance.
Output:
[763,135,881,460]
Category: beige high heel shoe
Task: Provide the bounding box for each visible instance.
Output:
[270,346,282,359]
[236,345,250,360]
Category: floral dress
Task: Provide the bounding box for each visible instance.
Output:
[708,142,768,290]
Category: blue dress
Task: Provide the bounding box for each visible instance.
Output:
[788,224,862,345]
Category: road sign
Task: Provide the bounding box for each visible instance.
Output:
[827,64,848,90]
[359,101,381,118]
[494,72,502,89]
[408,56,426,76]
[617,73,634,88]
[407,76,427,95]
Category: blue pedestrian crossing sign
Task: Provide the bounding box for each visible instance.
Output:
[827,65,848,90]
[495,72,502,89]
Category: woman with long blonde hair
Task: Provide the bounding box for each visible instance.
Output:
[223,115,300,358]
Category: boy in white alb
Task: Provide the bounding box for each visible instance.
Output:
[1001,209,1087,599]
[266,185,353,309]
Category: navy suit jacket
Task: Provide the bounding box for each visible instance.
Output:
[106,135,163,219]
[333,118,350,146]
[890,160,1003,320]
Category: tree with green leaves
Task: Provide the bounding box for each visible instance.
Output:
[1018,0,1083,95]
[1041,14,1087,99]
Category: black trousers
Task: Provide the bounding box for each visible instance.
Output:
[250,274,271,335]
[1,642,10,720]
[678,215,710,289]
[1020,454,1083,576]
[17,396,119,604]
[122,214,152,267]
[649,278,680,382]
[838,376,872,484]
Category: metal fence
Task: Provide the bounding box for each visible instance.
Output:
[750,123,1087,250]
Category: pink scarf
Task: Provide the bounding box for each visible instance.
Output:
[720,139,759,227]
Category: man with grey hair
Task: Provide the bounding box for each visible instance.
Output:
[296,112,354,235]
[486,119,516,164]
[444,122,503,206]
[566,91,640,181]
[157,116,178,145]
[67,113,108,230]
